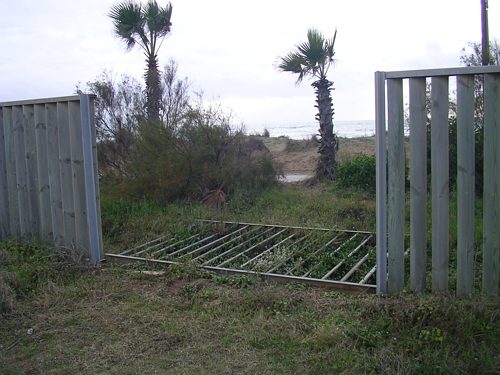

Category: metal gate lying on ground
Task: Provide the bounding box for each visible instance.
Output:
[106,220,376,293]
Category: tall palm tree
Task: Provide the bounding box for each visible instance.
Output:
[278,29,338,180]
[109,0,173,121]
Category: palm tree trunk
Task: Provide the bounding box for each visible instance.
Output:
[312,78,337,180]
[145,54,162,120]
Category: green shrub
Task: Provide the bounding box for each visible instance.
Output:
[122,106,280,202]
[336,154,376,193]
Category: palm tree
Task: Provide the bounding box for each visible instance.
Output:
[278,29,338,180]
[109,0,173,121]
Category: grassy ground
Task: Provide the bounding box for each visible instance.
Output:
[1,183,499,374]
[1,246,498,374]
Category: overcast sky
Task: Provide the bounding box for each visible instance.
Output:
[1,0,499,129]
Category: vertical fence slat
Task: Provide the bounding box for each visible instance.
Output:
[57,102,76,247]
[35,104,52,241]
[483,73,500,296]
[69,100,90,253]
[13,105,30,237]
[81,95,103,264]
[89,97,104,261]
[23,105,40,237]
[431,76,450,293]
[3,107,19,236]
[0,108,9,239]
[409,77,427,292]
[387,78,405,293]
[46,103,64,246]
[375,72,388,294]
[456,75,475,297]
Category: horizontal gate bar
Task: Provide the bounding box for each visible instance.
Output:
[104,253,376,293]
[198,219,374,234]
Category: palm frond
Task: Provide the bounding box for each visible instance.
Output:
[277,52,308,83]
[144,1,172,38]
[109,1,145,51]
[277,28,336,83]
[326,29,337,62]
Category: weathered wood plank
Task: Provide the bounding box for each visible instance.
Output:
[456,75,475,297]
[0,107,9,239]
[483,74,500,296]
[23,105,40,237]
[57,102,76,247]
[409,77,427,293]
[387,78,405,293]
[13,105,30,237]
[385,66,500,79]
[431,76,450,293]
[46,103,64,246]
[69,101,90,253]
[34,104,52,241]
[375,71,387,294]
[2,107,19,236]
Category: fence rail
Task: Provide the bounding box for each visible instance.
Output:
[0,95,103,264]
[375,66,500,296]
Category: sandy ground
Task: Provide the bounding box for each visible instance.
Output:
[260,136,376,175]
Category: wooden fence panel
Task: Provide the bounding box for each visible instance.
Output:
[3,107,19,236]
[34,103,52,241]
[23,105,40,237]
[409,77,427,293]
[0,95,103,264]
[483,74,500,296]
[13,105,30,238]
[431,76,450,293]
[46,103,64,246]
[57,102,76,247]
[0,108,8,239]
[69,101,90,252]
[456,75,475,297]
[387,78,405,293]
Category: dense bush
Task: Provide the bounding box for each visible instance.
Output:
[111,105,279,203]
[336,154,376,193]
[87,62,280,204]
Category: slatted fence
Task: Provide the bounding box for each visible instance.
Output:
[0,95,103,264]
[375,66,500,296]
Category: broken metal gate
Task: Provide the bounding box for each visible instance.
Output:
[106,220,376,293]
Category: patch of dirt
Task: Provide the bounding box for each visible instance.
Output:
[259,136,376,175]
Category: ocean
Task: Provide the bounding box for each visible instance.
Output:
[245,120,375,139]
